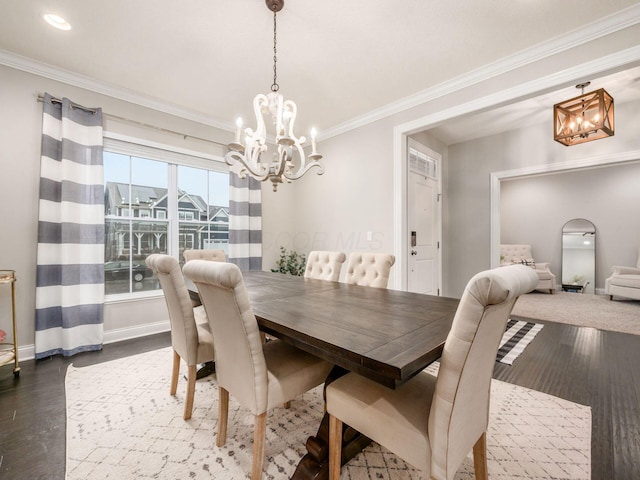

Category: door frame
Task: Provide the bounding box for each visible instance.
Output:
[391,47,640,292]
[407,138,442,295]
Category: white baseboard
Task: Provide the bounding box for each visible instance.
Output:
[103,320,170,345]
[15,321,171,363]
[16,344,35,363]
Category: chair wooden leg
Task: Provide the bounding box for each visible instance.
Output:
[217,387,229,447]
[609,295,613,300]
[473,432,488,480]
[183,365,197,420]
[170,350,180,396]
[283,401,291,409]
[251,412,267,480]
[329,414,343,480]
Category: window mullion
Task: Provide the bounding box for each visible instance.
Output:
[168,163,179,258]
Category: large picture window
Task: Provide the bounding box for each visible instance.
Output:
[103,140,229,297]
[177,165,229,262]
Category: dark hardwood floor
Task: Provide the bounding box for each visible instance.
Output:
[0,332,172,480]
[494,317,640,480]
[1,320,639,479]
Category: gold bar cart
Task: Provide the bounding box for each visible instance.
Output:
[0,270,20,377]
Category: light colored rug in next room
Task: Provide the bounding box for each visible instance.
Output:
[512,292,640,336]
[65,347,591,480]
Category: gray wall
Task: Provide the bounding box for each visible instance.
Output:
[289,116,397,281]
[2,19,639,354]
[285,23,640,297]
[447,99,640,296]
[0,65,294,355]
[501,161,640,292]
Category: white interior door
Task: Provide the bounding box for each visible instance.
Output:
[407,141,441,295]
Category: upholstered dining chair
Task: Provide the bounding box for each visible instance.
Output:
[326,265,538,480]
[183,248,227,330]
[304,251,347,282]
[343,252,395,288]
[183,260,334,480]
[145,254,215,420]
[183,248,226,263]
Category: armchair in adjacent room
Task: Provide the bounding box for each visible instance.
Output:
[500,244,556,294]
[605,247,640,301]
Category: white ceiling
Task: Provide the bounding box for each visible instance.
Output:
[2,0,640,144]
[430,66,640,145]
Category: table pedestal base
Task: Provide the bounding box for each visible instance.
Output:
[196,361,215,379]
[291,367,371,480]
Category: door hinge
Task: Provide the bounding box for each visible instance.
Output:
[437,193,442,202]
[437,288,440,296]
[437,241,440,249]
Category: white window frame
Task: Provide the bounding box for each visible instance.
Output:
[103,133,228,302]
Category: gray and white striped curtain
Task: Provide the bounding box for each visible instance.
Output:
[35,93,105,359]
[228,173,262,270]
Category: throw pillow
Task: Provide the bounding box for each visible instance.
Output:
[520,257,536,268]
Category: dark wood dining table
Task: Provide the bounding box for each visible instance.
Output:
[188,270,459,480]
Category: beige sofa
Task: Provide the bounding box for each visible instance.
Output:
[500,244,556,294]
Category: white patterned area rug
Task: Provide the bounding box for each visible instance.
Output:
[65,348,591,480]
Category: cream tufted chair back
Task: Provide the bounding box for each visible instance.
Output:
[183,248,226,263]
[304,251,347,282]
[145,254,214,419]
[326,265,538,480]
[344,252,395,288]
[427,265,538,478]
[184,260,268,413]
[183,260,332,480]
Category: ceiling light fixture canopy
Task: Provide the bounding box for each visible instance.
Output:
[225,0,323,192]
[553,82,614,146]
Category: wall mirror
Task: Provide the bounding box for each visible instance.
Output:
[561,218,596,294]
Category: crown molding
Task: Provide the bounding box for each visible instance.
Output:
[396,45,640,137]
[2,3,639,140]
[0,49,236,133]
[492,150,640,181]
[321,3,640,141]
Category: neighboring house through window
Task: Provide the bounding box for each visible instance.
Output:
[103,137,229,297]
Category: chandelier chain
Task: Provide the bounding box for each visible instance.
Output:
[271,9,279,92]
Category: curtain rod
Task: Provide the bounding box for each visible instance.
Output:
[38,93,98,113]
[37,94,228,148]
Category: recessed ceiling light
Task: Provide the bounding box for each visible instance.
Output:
[44,14,71,31]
